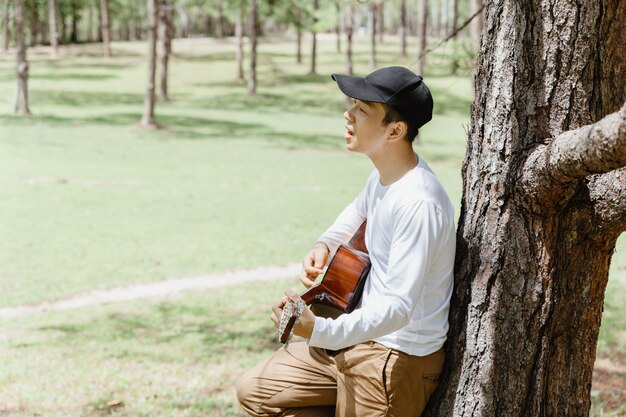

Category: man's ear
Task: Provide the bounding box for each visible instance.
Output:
[387,121,407,143]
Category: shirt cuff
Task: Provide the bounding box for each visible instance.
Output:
[307,316,328,348]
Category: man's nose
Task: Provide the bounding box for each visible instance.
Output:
[344,107,355,123]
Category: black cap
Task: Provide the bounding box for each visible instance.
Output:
[332,66,433,129]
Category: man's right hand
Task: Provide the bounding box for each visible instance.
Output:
[299,242,330,288]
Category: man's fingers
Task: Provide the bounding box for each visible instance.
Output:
[299,271,316,288]
[313,253,325,269]
[303,264,324,275]
[270,304,282,328]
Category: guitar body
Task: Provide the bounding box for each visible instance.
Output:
[301,243,370,314]
[278,222,370,344]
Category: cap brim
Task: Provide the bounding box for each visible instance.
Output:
[331,74,385,103]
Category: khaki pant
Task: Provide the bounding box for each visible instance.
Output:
[236,341,444,417]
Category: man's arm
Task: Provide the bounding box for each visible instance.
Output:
[308,200,450,350]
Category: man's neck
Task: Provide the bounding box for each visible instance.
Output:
[370,144,419,186]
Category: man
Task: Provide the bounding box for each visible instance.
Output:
[236,66,456,417]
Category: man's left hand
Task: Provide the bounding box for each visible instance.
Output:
[270,289,315,340]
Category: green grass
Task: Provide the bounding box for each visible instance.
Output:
[0,36,471,307]
[0,277,291,417]
[0,35,624,417]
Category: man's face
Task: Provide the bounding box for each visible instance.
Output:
[343,99,391,156]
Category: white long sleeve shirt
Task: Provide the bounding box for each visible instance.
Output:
[308,156,455,356]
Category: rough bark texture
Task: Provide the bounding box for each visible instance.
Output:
[139,0,158,127]
[14,0,30,115]
[100,0,111,57]
[424,1,626,416]
[247,0,257,96]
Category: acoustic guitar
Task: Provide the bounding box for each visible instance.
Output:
[279,221,371,344]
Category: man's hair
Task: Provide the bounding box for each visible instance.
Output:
[381,103,419,143]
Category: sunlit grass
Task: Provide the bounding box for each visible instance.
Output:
[0,35,471,307]
[0,35,624,416]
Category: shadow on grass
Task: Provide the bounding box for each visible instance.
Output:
[28,89,144,106]
[32,301,278,359]
[31,72,119,81]
[0,110,342,149]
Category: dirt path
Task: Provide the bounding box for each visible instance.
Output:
[0,263,301,319]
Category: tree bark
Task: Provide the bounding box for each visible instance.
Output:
[96,0,102,42]
[140,0,158,127]
[235,0,245,81]
[28,0,38,46]
[369,2,376,68]
[69,0,78,43]
[100,0,111,57]
[309,0,318,75]
[247,0,257,95]
[87,0,95,42]
[417,0,427,75]
[215,0,224,38]
[295,2,302,64]
[423,0,626,416]
[2,0,10,51]
[345,4,353,76]
[399,0,407,57]
[14,0,30,115]
[157,0,171,101]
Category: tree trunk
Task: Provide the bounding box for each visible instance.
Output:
[345,3,353,76]
[96,0,102,41]
[128,0,136,41]
[295,3,302,64]
[309,0,318,75]
[369,2,376,68]
[247,0,257,95]
[157,0,170,101]
[14,0,30,115]
[417,0,427,75]
[140,0,158,127]
[88,0,96,41]
[59,6,66,43]
[28,0,38,46]
[2,0,10,51]
[215,0,224,38]
[69,0,78,43]
[469,0,482,53]
[48,0,57,54]
[399,0,407,57]
[334,1,340,54]
[423,0,626,416]
[100,0,111,57]
[235,1,244,81]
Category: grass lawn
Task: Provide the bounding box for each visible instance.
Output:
[0,35,470,307]
[0,34,624,416]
